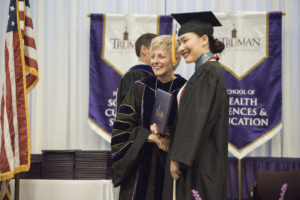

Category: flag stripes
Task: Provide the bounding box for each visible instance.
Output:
[0,1,39,199]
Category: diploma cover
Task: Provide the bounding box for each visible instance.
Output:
[150,88,174,135]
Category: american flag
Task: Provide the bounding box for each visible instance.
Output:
[0,0,38,198]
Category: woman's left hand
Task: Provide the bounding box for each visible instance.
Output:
[156,136,170,152]
[148,134,159,143]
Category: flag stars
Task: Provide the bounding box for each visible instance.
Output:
[10,6,15,12]
[11,21,15,26]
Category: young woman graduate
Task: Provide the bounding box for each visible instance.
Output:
[163,11,229,200]
[111,35,186,200]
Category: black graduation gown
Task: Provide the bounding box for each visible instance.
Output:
[163,61,229,200]
[111,75,186,200]
[116,64,154,109]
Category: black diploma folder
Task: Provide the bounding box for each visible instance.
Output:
[150,88,174,135]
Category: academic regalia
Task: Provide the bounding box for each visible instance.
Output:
[164,61,229,200]
[163,11,229,200]
[116,64,154,109]
[111,75,186,200]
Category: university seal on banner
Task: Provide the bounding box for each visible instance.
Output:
[215,12,268,80]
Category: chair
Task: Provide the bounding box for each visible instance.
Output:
[251,170,300,200]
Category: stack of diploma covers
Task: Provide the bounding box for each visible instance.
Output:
[151,88,174,135]
[19,154,43,179]
[41,150,76,179]
[74,150,112,180]
[20,150,113,180]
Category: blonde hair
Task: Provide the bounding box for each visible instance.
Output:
[150,35,181,70]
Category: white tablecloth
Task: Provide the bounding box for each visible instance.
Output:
[11,179,119,200]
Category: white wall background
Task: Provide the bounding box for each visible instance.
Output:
[0,0,299,158]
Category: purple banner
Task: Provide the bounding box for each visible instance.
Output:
[220,12,282,158]
[88,14,173,142]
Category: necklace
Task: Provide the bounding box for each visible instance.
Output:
[155,78,175,97]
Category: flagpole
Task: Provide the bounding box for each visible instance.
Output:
[15,174,20,200]
[238,159,242,200]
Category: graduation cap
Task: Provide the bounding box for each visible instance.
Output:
[171,11,222,36]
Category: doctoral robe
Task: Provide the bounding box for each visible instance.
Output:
[111,75,186,200]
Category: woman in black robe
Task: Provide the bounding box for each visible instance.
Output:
[163,11,229,200]
[111,35,186,200]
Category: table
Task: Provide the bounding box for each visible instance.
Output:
[10,179,119,200]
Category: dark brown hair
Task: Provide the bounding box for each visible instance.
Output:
[194,31,225,54]
[135,33,157,57]
[208,35,225,54]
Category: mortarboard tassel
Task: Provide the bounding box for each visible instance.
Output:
[171,23,177,64]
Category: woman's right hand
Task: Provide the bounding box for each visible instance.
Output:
[170,160,181,180]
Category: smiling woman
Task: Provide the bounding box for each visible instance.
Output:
[163,12,229,200]
[150,46,174,82]
[111,35,186,200]
[150,35,181,83]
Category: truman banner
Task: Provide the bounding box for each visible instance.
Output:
[214,12,282,159]
[88,14,173,142]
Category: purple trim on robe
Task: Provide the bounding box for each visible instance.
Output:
[112,143,132,162]
[132,164,143,200]
[129,64,154,75]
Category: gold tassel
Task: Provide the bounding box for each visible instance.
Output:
[171,24,177,64]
